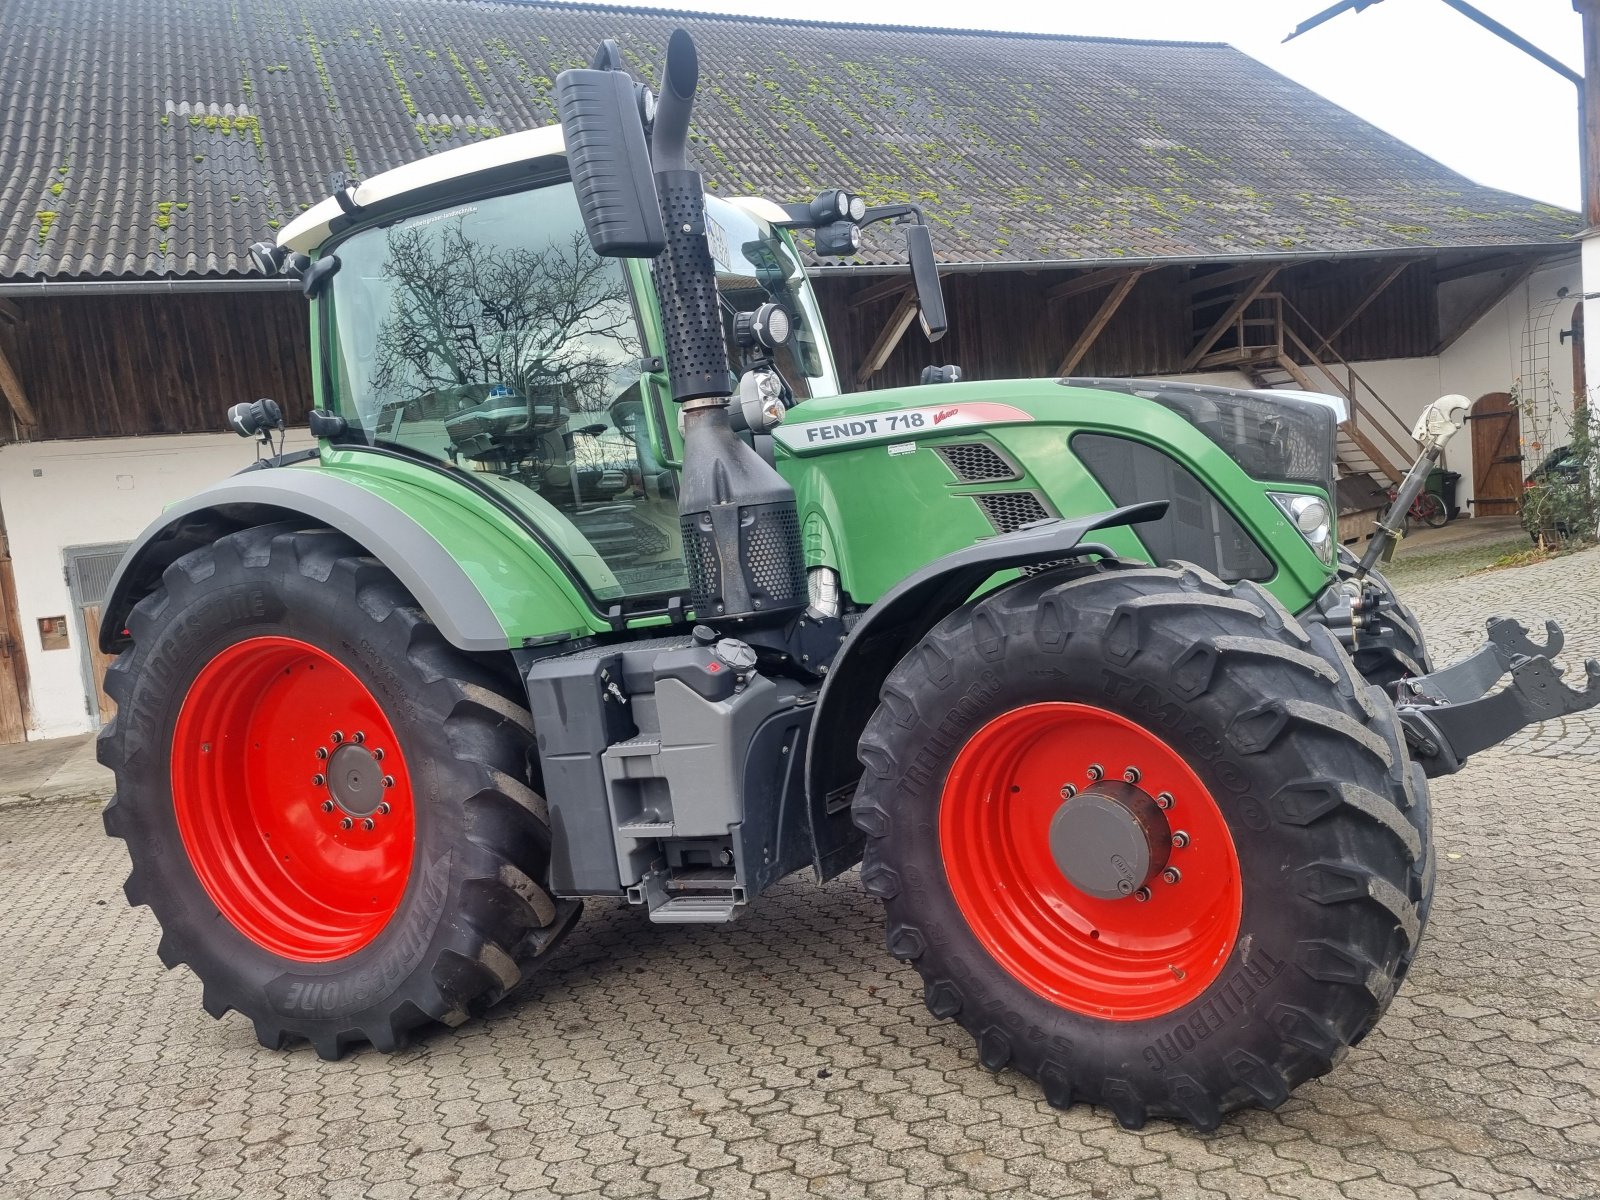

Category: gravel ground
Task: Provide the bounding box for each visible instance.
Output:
[3,548,1599,1200]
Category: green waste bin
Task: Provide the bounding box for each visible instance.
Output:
[1426,467,1461,520]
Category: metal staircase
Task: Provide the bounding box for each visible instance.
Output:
[1192,292,1417,485]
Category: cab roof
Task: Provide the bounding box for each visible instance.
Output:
[277,125,567,254]
[276,123,791,256]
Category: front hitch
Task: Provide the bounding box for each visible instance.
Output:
[1395,617,1600,776]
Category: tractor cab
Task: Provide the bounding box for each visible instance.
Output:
[276,130,840,604]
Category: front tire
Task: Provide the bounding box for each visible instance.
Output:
[852,563,1430,1130]
[99,524,579,1058]
[1337,546,1433,688]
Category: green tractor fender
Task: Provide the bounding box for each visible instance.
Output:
[805,501,1167,880]
[98,465,595,655]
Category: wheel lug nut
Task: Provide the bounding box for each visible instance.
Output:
[330,731,344,744]
[377,802,391,816]
[1086,764,1104,782]
[352,731,365,745]
[321,800,334,813]
[311,773,325,787]
[1156,792,1174,810]
[314,747,328,761]
[1171,831,1190,849]
[1161,866,1182,885]
[339,817,353,830]
[1134,887,1151,903]
[361,818,375,831]
[1059,784,1077,800]
[1122,766,1140,784]
[381,775,395,789]
[372,748,384,761]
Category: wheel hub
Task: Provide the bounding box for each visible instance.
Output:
[1048,781,1170,900]
[328,742,384,816]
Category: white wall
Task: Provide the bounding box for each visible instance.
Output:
[1356,261,1580,513]
[0,433,260,739]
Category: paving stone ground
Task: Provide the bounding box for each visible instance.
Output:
[4,547,1599,1200]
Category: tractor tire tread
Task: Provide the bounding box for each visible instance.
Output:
[852,563,1429,1130]
[99,522,572,1060]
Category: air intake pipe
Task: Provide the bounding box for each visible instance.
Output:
[650,30,807,628]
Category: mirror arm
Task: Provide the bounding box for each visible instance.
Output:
[859,202,925,229]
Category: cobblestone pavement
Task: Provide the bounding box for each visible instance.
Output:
[4,549,1599,1200]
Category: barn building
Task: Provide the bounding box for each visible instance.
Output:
[0,0,1581,741]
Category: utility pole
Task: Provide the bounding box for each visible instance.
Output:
[1575,2,1600,422]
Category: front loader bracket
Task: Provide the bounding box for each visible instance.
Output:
[1396,617,1600,776]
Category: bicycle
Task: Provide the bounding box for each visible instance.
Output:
[1389,485,1449,529]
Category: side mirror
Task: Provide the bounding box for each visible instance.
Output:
[554,54,666,258]
[906,224,947,343]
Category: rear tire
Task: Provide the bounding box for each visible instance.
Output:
[99,524,579,1058]
[1416,493,1449,528]
[852,562,1430,1130]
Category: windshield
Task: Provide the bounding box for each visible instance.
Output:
[704,197,840,400]
[326,183,685,603]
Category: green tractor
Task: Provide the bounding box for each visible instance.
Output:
[98,31,1598,1130]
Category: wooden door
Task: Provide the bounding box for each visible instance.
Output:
[1470,392,1523,517]
[81,604,116,726]
[0,514,30,743]
[64,544,128,729]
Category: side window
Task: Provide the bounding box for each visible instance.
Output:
[328,184,686,602]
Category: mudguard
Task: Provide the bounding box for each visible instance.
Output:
[805,501,1168,880]
[99,465,589,655]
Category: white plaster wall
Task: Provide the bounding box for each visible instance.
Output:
[0,433,260,739]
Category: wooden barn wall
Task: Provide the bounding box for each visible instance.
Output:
[8,291,313,441]
[0,261,1440,441]
[1273,261,1437,365]
[816,259,1440,392]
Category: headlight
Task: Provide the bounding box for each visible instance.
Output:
[1270,492,1334,564]
[815,220,861,257]
[733,301,793,350]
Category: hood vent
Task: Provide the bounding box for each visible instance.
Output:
[936,442,1019,483]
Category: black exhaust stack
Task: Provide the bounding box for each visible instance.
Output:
[651,34,807,627]
[558,31,806,629]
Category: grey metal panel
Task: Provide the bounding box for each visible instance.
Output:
[98,468,506,654]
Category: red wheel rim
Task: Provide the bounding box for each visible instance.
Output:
[171,636,415,962]
[939,703,1241,1019]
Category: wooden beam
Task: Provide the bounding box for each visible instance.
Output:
[1579,0,1600,227]
[1340,420,1405,485]
[1430,260,1539,356]
[0,337,36,431]
[1313,259,1417,355]
[855,287,919,386]
[0,298,19,325]
[1183,260,1293,295]
[1055,268,1147,377]
[848,273,914,309]
[1047,265,1145,303]
[1181,267,1280,371]
[1271,353,1319,394]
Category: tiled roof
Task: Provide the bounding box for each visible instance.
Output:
[1,0,1580,279]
